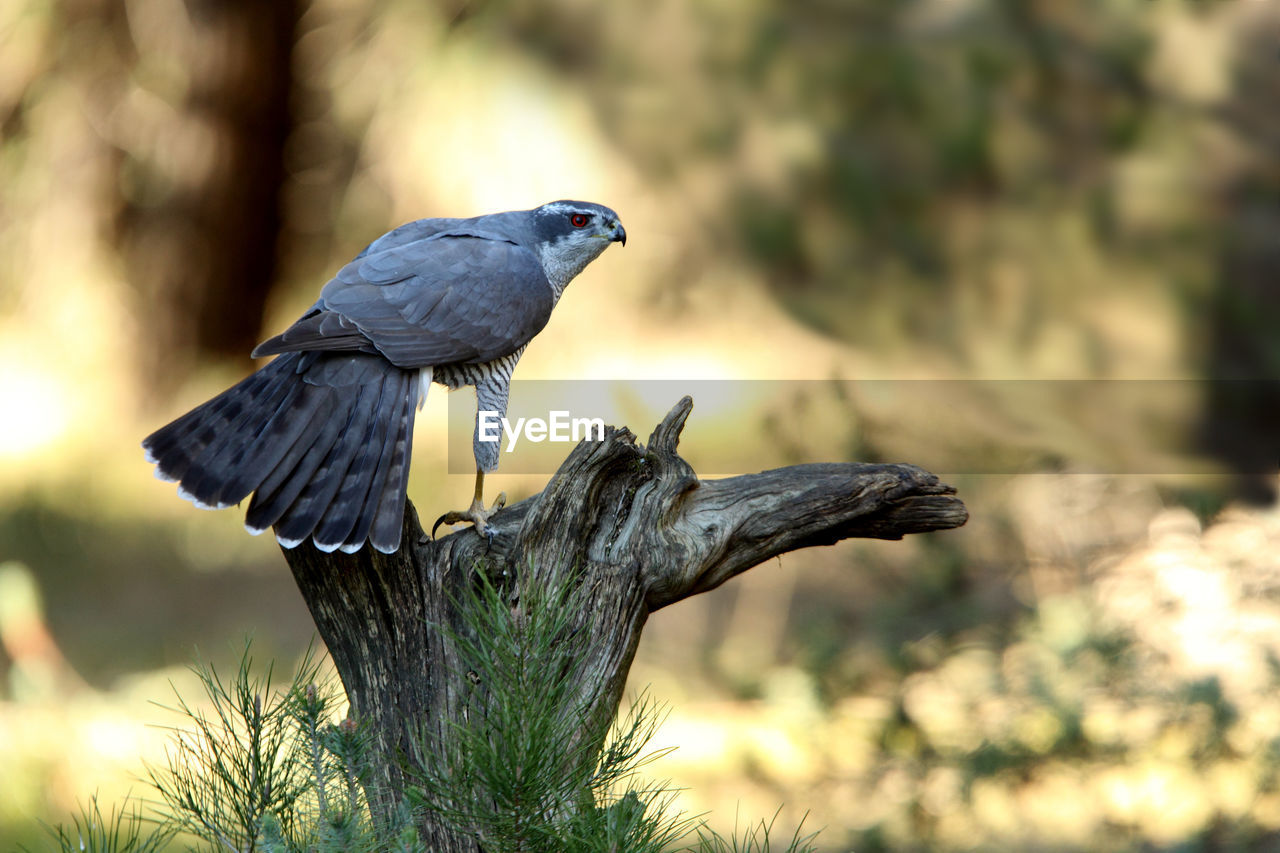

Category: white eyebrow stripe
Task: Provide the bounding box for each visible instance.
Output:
[541,202,594,216]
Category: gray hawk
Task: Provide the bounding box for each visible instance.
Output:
[143,200,626,553]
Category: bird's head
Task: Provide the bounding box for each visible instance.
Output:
[530,200,626,289]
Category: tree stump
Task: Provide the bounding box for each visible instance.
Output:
[281,396,968,849]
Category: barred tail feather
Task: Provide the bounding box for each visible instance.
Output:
[210,384,326,509]
[172,360,304,507]
[270,383,381,550]
[143,352,419,553]
[369,389,415,553]
[334,372,413,553]
[304,384,383,552]
[143,362,290,488]
[244,394,349,540]
[314,370,401,552]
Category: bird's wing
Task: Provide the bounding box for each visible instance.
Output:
[253,230,555,368]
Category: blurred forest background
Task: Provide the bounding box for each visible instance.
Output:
[2,0,1279,849]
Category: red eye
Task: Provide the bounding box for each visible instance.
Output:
[570,213,589,228]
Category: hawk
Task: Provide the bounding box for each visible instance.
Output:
[143,200,626,553]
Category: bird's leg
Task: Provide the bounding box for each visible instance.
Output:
[430,469,508,540]
[468,469,509,519]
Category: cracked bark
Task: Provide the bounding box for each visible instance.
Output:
[281,396,968,849]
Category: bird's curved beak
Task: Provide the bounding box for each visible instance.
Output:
[610,222,627,246]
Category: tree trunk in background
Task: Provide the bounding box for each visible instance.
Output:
[116,0,301,386]
[280,398,968,849]
[1201,5,1280,504]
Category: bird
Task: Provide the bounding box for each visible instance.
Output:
[142,199,626,554]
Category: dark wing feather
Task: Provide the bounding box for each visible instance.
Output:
[251,310,374,358]
[253,232,554,369]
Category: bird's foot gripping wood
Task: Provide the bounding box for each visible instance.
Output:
[430,494,507,540]
[431,470,507,540]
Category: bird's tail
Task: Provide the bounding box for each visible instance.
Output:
[142,351,419,553]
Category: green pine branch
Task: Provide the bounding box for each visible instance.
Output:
[32,580,817,853]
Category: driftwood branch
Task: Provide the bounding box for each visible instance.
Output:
[282,396,967,849]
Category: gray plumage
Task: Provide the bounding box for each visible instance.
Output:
[143,200,626,554]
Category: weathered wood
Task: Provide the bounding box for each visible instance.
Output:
[281,396,967,849]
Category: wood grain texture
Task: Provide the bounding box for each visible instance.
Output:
[281,396,968,849]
